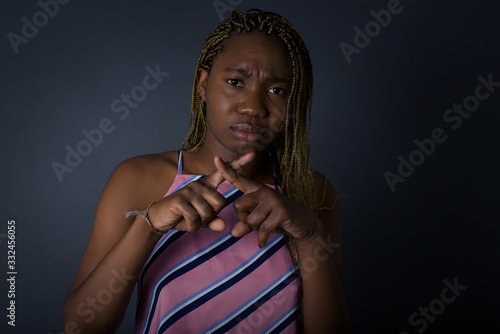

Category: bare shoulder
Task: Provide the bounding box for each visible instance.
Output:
[92,150,181,252]
[312,170,338,210]
[312,171,342,239]
[65,151,179,297]
[112,150,178,183]
[103,151,179,203]
[312,170,344,274]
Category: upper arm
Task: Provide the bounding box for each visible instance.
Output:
[313,171,345,278]
[65,155,168,297]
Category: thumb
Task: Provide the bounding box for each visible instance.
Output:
[206,216,226,232]
[230,221,253,237]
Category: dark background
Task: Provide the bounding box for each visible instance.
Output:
[1,0,498,333]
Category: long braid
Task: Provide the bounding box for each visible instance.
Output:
[182,9,316,212]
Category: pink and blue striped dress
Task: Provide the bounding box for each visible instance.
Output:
[135,151,301,333]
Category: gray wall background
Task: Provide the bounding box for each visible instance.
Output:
[1,0,498,333]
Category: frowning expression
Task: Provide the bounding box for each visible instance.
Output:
[197,31,293,156]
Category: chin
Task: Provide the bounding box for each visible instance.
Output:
[231,141,269,156]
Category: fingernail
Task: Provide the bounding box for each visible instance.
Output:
[246,151,252,155]
[258,243,262,248]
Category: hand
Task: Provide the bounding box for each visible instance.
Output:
[214,155,323,246]
[147,152,255,233]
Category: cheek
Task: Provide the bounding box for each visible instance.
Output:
[260,116,286,144]
[269,110,287,134]
[206,90,233,115]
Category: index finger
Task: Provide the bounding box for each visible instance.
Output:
[203,151,255,188]
[213,154,262,194]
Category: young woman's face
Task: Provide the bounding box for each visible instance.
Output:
[197,31,292,156]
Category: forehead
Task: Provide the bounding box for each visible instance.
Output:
[211,31,292,77]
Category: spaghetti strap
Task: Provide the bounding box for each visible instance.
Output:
[177,150,183,174]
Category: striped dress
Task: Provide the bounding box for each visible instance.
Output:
[135,151,301,333]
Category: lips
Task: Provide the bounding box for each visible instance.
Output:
[231,124,263,142]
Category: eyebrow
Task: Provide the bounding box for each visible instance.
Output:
[224,67,291,84]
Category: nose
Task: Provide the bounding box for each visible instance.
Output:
[239,89,267,118]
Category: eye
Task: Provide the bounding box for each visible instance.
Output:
[268,87,286,95]
[227,79,243,87]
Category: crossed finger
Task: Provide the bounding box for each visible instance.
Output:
[213,153,262,194]
[192,152,255,230]
[203,151,255,189]
[214,154,282,243]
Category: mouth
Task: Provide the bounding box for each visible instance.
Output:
[231,124,263,143]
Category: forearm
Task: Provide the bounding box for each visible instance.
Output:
[62,216,162,333]
[296,231,352,333]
